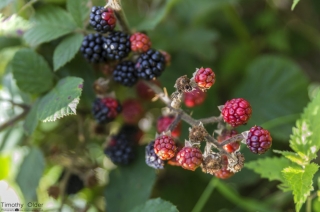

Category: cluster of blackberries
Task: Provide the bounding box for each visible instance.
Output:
[80,6,168,87]
[104,124,142,165]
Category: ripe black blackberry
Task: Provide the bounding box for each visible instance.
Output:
[113,61,138,86]
[135,49,166,80]
[92,97,122,124]
[104,135,135,165]
[118,124,143,144]
[58,171,84,195]
[80,33,107,63]
[90,6,116,33]
[145,141,165,169]
[103,31,131,60]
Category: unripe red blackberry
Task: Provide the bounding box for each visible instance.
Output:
[135,80,161,100]
[154,135,177,160]
[194,67,215,90]
[246,126,272,154]
[184,87,206,107]
[217,129,241,153]
[221,98,252,127]
[157,115,181,138]
[90,6,116,33]
[214,155,234,179]
[176,147,203,171]
[92,97,122,124]
[130,32,151,53]
[122,99,144,124]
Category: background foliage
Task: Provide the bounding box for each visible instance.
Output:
[1,0,320,211]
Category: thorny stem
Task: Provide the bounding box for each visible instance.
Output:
[218,134,245,147]
[0,107,30,132]
[166,111,183,132]
[143,80,236,159]
[106,0,131,34]
[198,115,223,125]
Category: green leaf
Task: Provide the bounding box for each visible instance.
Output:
[130,198,179,212]
[23,6,76,46]
[137,0,181,30]
[23,100,40,136]
[234,55,309,141]
[37,77,83,122]
[292,0,300,10]
[0,0,13,10]
[274,150,307,166]
[287,91,320,162]
[0,36,21,50]
[0,155,11,180]
[282,163,318,212]
[12,48,54,94]
[53,33,84,71]
[16,147,45,202]
[0,14,30,36]
[105,147,157,212]
[245,157,291,182]
[67,0,90,28]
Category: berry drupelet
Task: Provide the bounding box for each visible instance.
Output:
[176,147,203,171]
[130,32,152,53]
[104,135,135,165]
[92,97,122,124]
[154,135,177,160]
[90,6,116,33]
[221,98,252,127]
[80,33,108,63]
[103,31,131,60]
[145,141,165,169]
[135,49,166,80]
[246,126,272,154]
[113,61,138,87]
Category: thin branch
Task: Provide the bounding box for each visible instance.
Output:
[106,0,131,34]
[0,98,29,109]
[218,134,245,147]
[166,111,183,132]
[198,115,223,125]
[0,108,30,132]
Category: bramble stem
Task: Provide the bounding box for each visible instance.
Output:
[198,115,223,125]
[0,108,30,132]
[166,111,182,132]
[218,134,245,147]
[191,177,218,212]
[107,0,131,34]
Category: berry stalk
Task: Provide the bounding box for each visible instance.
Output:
[106,0,131,34]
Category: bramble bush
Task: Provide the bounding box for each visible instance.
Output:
[1,0,320,211]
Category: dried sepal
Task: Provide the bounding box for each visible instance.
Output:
[189,124,208,143]
[201,153,221,175]
[174,75,193,93]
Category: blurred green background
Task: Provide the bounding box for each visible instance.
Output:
[1,0,320,211]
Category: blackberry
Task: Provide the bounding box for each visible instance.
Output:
[145,141,165,169]
[135,49,166,80]
[154,135,177,160]
[222,98,252,127]
[58,171,84,195]
[104,135,135,165]
[246,126,272,154]
[90,6,116,33]
[92,97,122,124]
[113,61,138,86]
[80,33,108,63]
[118,124,143,144]
[103,31,131,60]
[176,147,203,171]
